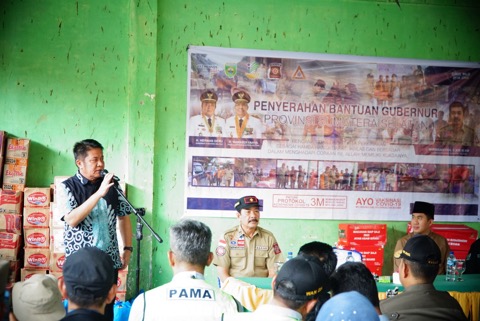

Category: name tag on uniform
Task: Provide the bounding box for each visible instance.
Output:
[168,287,215,300]
[256,245,268,251]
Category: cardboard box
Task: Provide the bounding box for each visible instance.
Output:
[23,207,50,228]
[407,223,478,252]
[48,270,63,280]
[50,202,64,229]
[0,189,22,214]
[0,232,22,260]
[24,188,51,207]
[50,227,65,253]
[5,138,30,159]
[3,164,27,185]
[20,268,48,281]
[1,183,25,192]
[115,291,127,302]
[4,157,28,166]
[49,252,66,272]
[117,269,128,292]
[53,176,70,203]
[0,214,22,234]
[24,227,50,248]
[338,224,387,246]
[24,247,50,269]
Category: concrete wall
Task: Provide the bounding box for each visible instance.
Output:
[1,0,479,298]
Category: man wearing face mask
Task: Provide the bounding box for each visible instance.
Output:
[213,195,284,282]
[225,90,264,139]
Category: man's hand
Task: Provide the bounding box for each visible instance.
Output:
[121,248,132,269]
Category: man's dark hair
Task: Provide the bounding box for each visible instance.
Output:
[449,101,465,114]
[298,241,337,276]
[403,259,437,283]
[298,242,337,321]
[73,139,103,161]
[329,262,380,308]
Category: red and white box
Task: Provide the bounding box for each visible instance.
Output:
[49,252,66,272]
[0,232,22,260]
[407,223,478,252]
[23,207,50,228]
[24,247,50,269]
[20,268,48,281]
[117,269,128,292]
[0,190,23,214]
[0,214,22,234]
[24,188,51,207]
[337,224,387,246]
[50,202,64,229]
[5,138,30,160]
[24,227,50,248]
[116,292,127,302]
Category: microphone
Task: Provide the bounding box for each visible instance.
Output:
[101,169,120,182]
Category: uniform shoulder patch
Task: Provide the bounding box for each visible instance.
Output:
[273,242,282,255]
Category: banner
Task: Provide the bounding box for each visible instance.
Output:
[185,46,480,221]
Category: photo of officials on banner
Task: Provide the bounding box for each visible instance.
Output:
[185,46,480,221]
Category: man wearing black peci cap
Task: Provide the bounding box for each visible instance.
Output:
[189,90,226,137]
[225,90,264,139]
[59,247,118,321]
[223,254,328,321]
[393,201,449,274]
[213,195,284,282]
[381,235,467,321]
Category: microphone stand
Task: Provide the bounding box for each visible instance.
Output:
[111,183,163,296]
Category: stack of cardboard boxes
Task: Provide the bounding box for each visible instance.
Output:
[336,223,387,276]
[22,187,51,279]
[2,137,30,192]
[407,223,478,260]
[0,189,23,286]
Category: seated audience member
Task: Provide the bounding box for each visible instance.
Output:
[329,262,388,320]
[465,238,480,274]
[223,254,329,321]
[59,246,117,321]
[393,201,449,274]
[380,235,468,321]
[316,291,379,321]
[10,274,66,321]
[129,219,242,321]
[221,241,337,313]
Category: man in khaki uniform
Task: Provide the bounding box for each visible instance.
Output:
[393,201,450,274]
[213,195,284,282]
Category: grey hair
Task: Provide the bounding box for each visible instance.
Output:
[170,219,212,266]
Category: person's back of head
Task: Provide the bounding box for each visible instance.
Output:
[394,234,441,284]
[170,219,212,267]
[329,262,380,308]
[274,254,328,312]
[298,241,337,276]
[12,274,65,321]
[60,246,116,311]
[316,291,379,321]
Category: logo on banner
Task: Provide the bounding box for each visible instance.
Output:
[292,65,305,79]
[224,63,237,78]
[269,63,282,79]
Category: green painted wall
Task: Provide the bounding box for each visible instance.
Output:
[1,0,479,299]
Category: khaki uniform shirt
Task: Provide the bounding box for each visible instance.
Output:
[394,231,450,274]
[213,225,284,277]
[436,124,474,146]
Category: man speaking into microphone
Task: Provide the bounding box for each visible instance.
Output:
[57,139,133,321]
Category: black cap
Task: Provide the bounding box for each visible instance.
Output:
[394,234,441,266]
[234,195,262,212]
[63,247,115,300]
[275,254,327,301]
[412,201,435,219]
[232,90,251,103]
[314,79,326,89]
[200,90,218,102]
